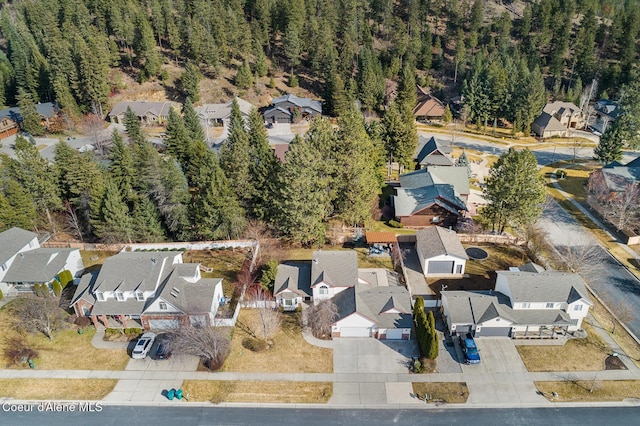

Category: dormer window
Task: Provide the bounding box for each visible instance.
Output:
[115,291,124,301]
[319,286,328,295]
[135,291,144,301]
[546,303,554,309]
[95,291,105,302]
[159,301,167,310]
[521,302,530,309]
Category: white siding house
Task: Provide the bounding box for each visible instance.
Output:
[415,227,467,277]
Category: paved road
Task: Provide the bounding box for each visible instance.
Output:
[538,198,640,337]
[4,406,640,426]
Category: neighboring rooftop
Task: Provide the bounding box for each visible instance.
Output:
[108,101,172,118]
[333,284,413,329]
[311,250,358,288]
[394,184,467,217]
[195,97,254,120]
[3,248,77,283]
[273,262,312,298]
[0,227,38,266]
[497,270,593,305]
[415,226,468,260]
[414,135,454,167]
[272,94,322,113]
[0,103,57,122]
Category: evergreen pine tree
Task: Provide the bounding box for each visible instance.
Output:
[0,180,37,231]
[16,89,44,136]
[181,62,201,101]
[247,108,280,220]
[183,98,206,144]
[220,99,252,208]
[92,179,135,243]
[594,122,625,164]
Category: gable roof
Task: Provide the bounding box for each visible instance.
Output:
[497,270,593,305]
[394,184,467,217]
[399,167,470,197]
[91,251,180,293]
[109,101,172,118]
[311,250,358,288]
[442,290,577,328]
[414,136,454,167]
[415,226,468,260]
[414,86,445,117]
[0,227,38,266]
[272,94,322,113]
[598,162,640,192]
[195,97,254,120]
[155,272,222,314]
[333,283,413,329]
[517,262,546,273]
[3,248,77,283]
[543,101,582,118]
[273,262,312,298]
[533,112,567,132]
[0,103,57,122]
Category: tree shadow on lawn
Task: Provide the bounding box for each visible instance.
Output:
[428,274,495,297]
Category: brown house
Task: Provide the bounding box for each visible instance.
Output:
[0,117,18,140]
[414,86,446,122]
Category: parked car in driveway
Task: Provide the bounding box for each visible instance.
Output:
[462,334,481,364]
[154,339,171,360]
[132,332,156,359]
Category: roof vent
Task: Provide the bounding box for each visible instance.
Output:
[170,291,178,298]
[172,287,180,293]
[151,258,156,264]
[313,258,318,264]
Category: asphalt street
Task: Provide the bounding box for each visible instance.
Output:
[3,405,640,426]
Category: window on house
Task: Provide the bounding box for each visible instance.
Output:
[159,301,167,310]
[135,291,144,301]
[284,299,293,306]
[546,303,554,309]
[95,292,105,302]
[573,304,583,311]
[1,263,6,271]
[319,286,328,295]
[521,302,531,309]
[115,291,124,301]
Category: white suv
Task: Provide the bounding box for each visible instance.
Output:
[132,332,156,359]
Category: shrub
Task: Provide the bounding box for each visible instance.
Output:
[0,289,3,301]
[105,328,120,335]
[555,169,566,179]
[125,328,143,336]
[52,280,62,297]
[4,337,39,366]
[388,220,404,228]
[242,337,269,352]
[74,316,91,327]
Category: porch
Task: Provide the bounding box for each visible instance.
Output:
[512,325,569,340]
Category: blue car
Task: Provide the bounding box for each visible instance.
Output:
[462,336,481,364]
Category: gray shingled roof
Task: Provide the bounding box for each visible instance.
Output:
[415,227,468,260]
[394,184,467,217]
[273,262,312,298]
[497,271,593,305]
[311,251,358,288]
[0,102,57,122]
[0,227,38,266]
[3,248,77,283]
[195,97,254,120]
[414,136,454,167]
[533,112,567,132]
[156,271,222,314]
[518,262,546,273]
[333,283,413,329]
[442,290,578,328]
[599,165,640,192]
[543,101,581,117]
[427,166,470,197]
[272,94,322,113]
[92,251,179,293]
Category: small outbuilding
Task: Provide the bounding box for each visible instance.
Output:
[415,227,467,276]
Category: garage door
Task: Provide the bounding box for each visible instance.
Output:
[476,327,511,337]
[427,261,454,274]
[339,327,370,337]
[384,329,403,340]
[454,325,471,335]
[148,319,180,330]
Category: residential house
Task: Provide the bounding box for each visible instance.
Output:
[441,263,592,338]
[414,86,446,122]
[392,168,469,227]
[414,135,454,168]
[108,101,172,125]
[0,227,40,287]
[592,99,620,134]
[195,97,253,128]
[273,262,312,311]
[273,250,412,339]
[532,101,585,138]
[0,102,58,134]
[1,248,83,295]
[264,94,322,124]
[415,227,467,276]
[71,251,224,331]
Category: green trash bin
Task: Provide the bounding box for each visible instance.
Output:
[175,389,183,400]
[28,359,35,369]
[167,389,175,400]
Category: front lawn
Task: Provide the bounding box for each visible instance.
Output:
[0,379,117,400]
[535,380,640,402]
[221,309,332,373]
[411,382,469,403]
[182,381,332,404]
[516,324,610,372]
[0,300,129,370]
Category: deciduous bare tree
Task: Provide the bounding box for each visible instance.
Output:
[79,113,108,154]
[606,183,640,232]
[305,299,338,339]
[11,297,67,340]
[166,326,230,370]
[245,289,281,343]
[554,244,604,274]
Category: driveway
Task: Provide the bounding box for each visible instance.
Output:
[332,338,418,374]
[400,242,431,297]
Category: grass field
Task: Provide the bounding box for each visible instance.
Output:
[516,324,610,372]
[182,381,332,404]
[0,379,117,400]
[411,382,469,403]
[221,310,332,373]
[182,249,251,295]
[0,300,129,370]
[535,380,640,402]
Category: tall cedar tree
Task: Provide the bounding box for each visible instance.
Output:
[273,135,328,245]
[92,179,135,243]
[383,102,417,172]
[247,108,280,221]
[0,179,37,231]
[181,62,201,101]
[16,89,44,136]
[593,121,624,164]
[482,148,546,233]
[220,99,252,208]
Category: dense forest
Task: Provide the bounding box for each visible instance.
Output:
[1,0,640,244]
